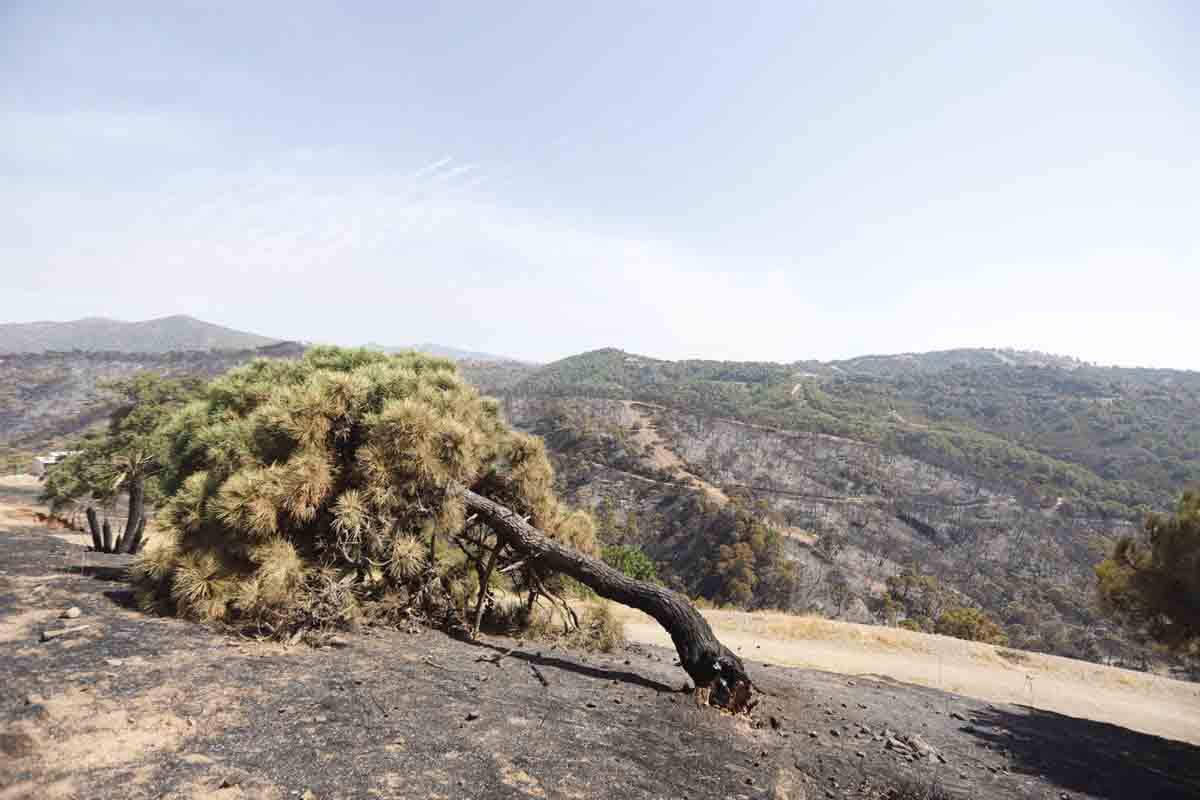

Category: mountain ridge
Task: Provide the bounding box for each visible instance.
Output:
[0,315,280,354]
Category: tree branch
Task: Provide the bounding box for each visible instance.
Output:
[459,486,753,711]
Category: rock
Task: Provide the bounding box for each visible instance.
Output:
[465,710,480,721]
[40,624,91,642]
[808,731,820,738]
[950,711,966,721]
[828,729,840,738]
[61,607,81,619]
[104,658,123,667]
[769,716,782,730]
[903,734,936,757]
[25,693,45,706]
[181,753,215,765]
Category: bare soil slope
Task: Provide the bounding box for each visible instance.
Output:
[2,487,1199,799]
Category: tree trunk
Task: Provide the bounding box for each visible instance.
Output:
[471,544,499,638]
[460,488,753,711]
[102,519,114,553]
[86,507,103,552]
[122,476,145,554]
[127,517,147,554]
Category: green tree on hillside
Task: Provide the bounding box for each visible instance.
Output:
[602,544,659,583]
[1096,490,1200,654]
[41,373,202,552]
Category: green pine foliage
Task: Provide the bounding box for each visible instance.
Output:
[640,495,800,610]
[132,347,597,635]
[1096,490,1200,654]
[40,374,203,514]
[601,544,659,583]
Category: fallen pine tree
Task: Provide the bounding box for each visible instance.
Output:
[130,346,753,711]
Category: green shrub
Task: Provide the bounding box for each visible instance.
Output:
[935,606,1008,645]
[602,544,659,582]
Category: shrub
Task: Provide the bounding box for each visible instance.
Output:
[935,606,1008,645]
[602,544,659,582]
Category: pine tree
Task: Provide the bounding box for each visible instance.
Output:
[132,347,751,708]
[1097,490,1200,654]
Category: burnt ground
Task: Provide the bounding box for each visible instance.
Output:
[2,523,1199,799]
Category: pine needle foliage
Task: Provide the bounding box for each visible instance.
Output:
[1097,489,1200,654]
[133,346,597,635]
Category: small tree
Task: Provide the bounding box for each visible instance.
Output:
[41,374,201,552]
[1096,490,1200,654]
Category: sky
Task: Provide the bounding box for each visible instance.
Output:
[2,2,1197,368]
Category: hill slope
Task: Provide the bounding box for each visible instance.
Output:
[0,315,280,354]
[492,348,1200,668]
[508,348,1200,518]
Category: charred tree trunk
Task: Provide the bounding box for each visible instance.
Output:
[460,488,753,711]
[86,507,103,552]
[121,476,145,554]
[126,517,147,554]
[102,519,114,553]
[471,544,500,638]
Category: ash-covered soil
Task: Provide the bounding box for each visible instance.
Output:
[2,521,1199,799]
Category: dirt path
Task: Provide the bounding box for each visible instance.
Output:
[612,607,1200,747]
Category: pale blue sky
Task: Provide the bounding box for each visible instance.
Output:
[2,2,1197,367]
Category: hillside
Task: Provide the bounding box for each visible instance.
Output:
[0,315,280,354]
[491,348,1200,669]
[507,348,1200,519]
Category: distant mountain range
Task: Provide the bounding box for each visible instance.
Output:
[364,342,527,363]
[0,315,281,354]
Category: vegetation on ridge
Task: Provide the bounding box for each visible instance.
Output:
[508,348,1200,519]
